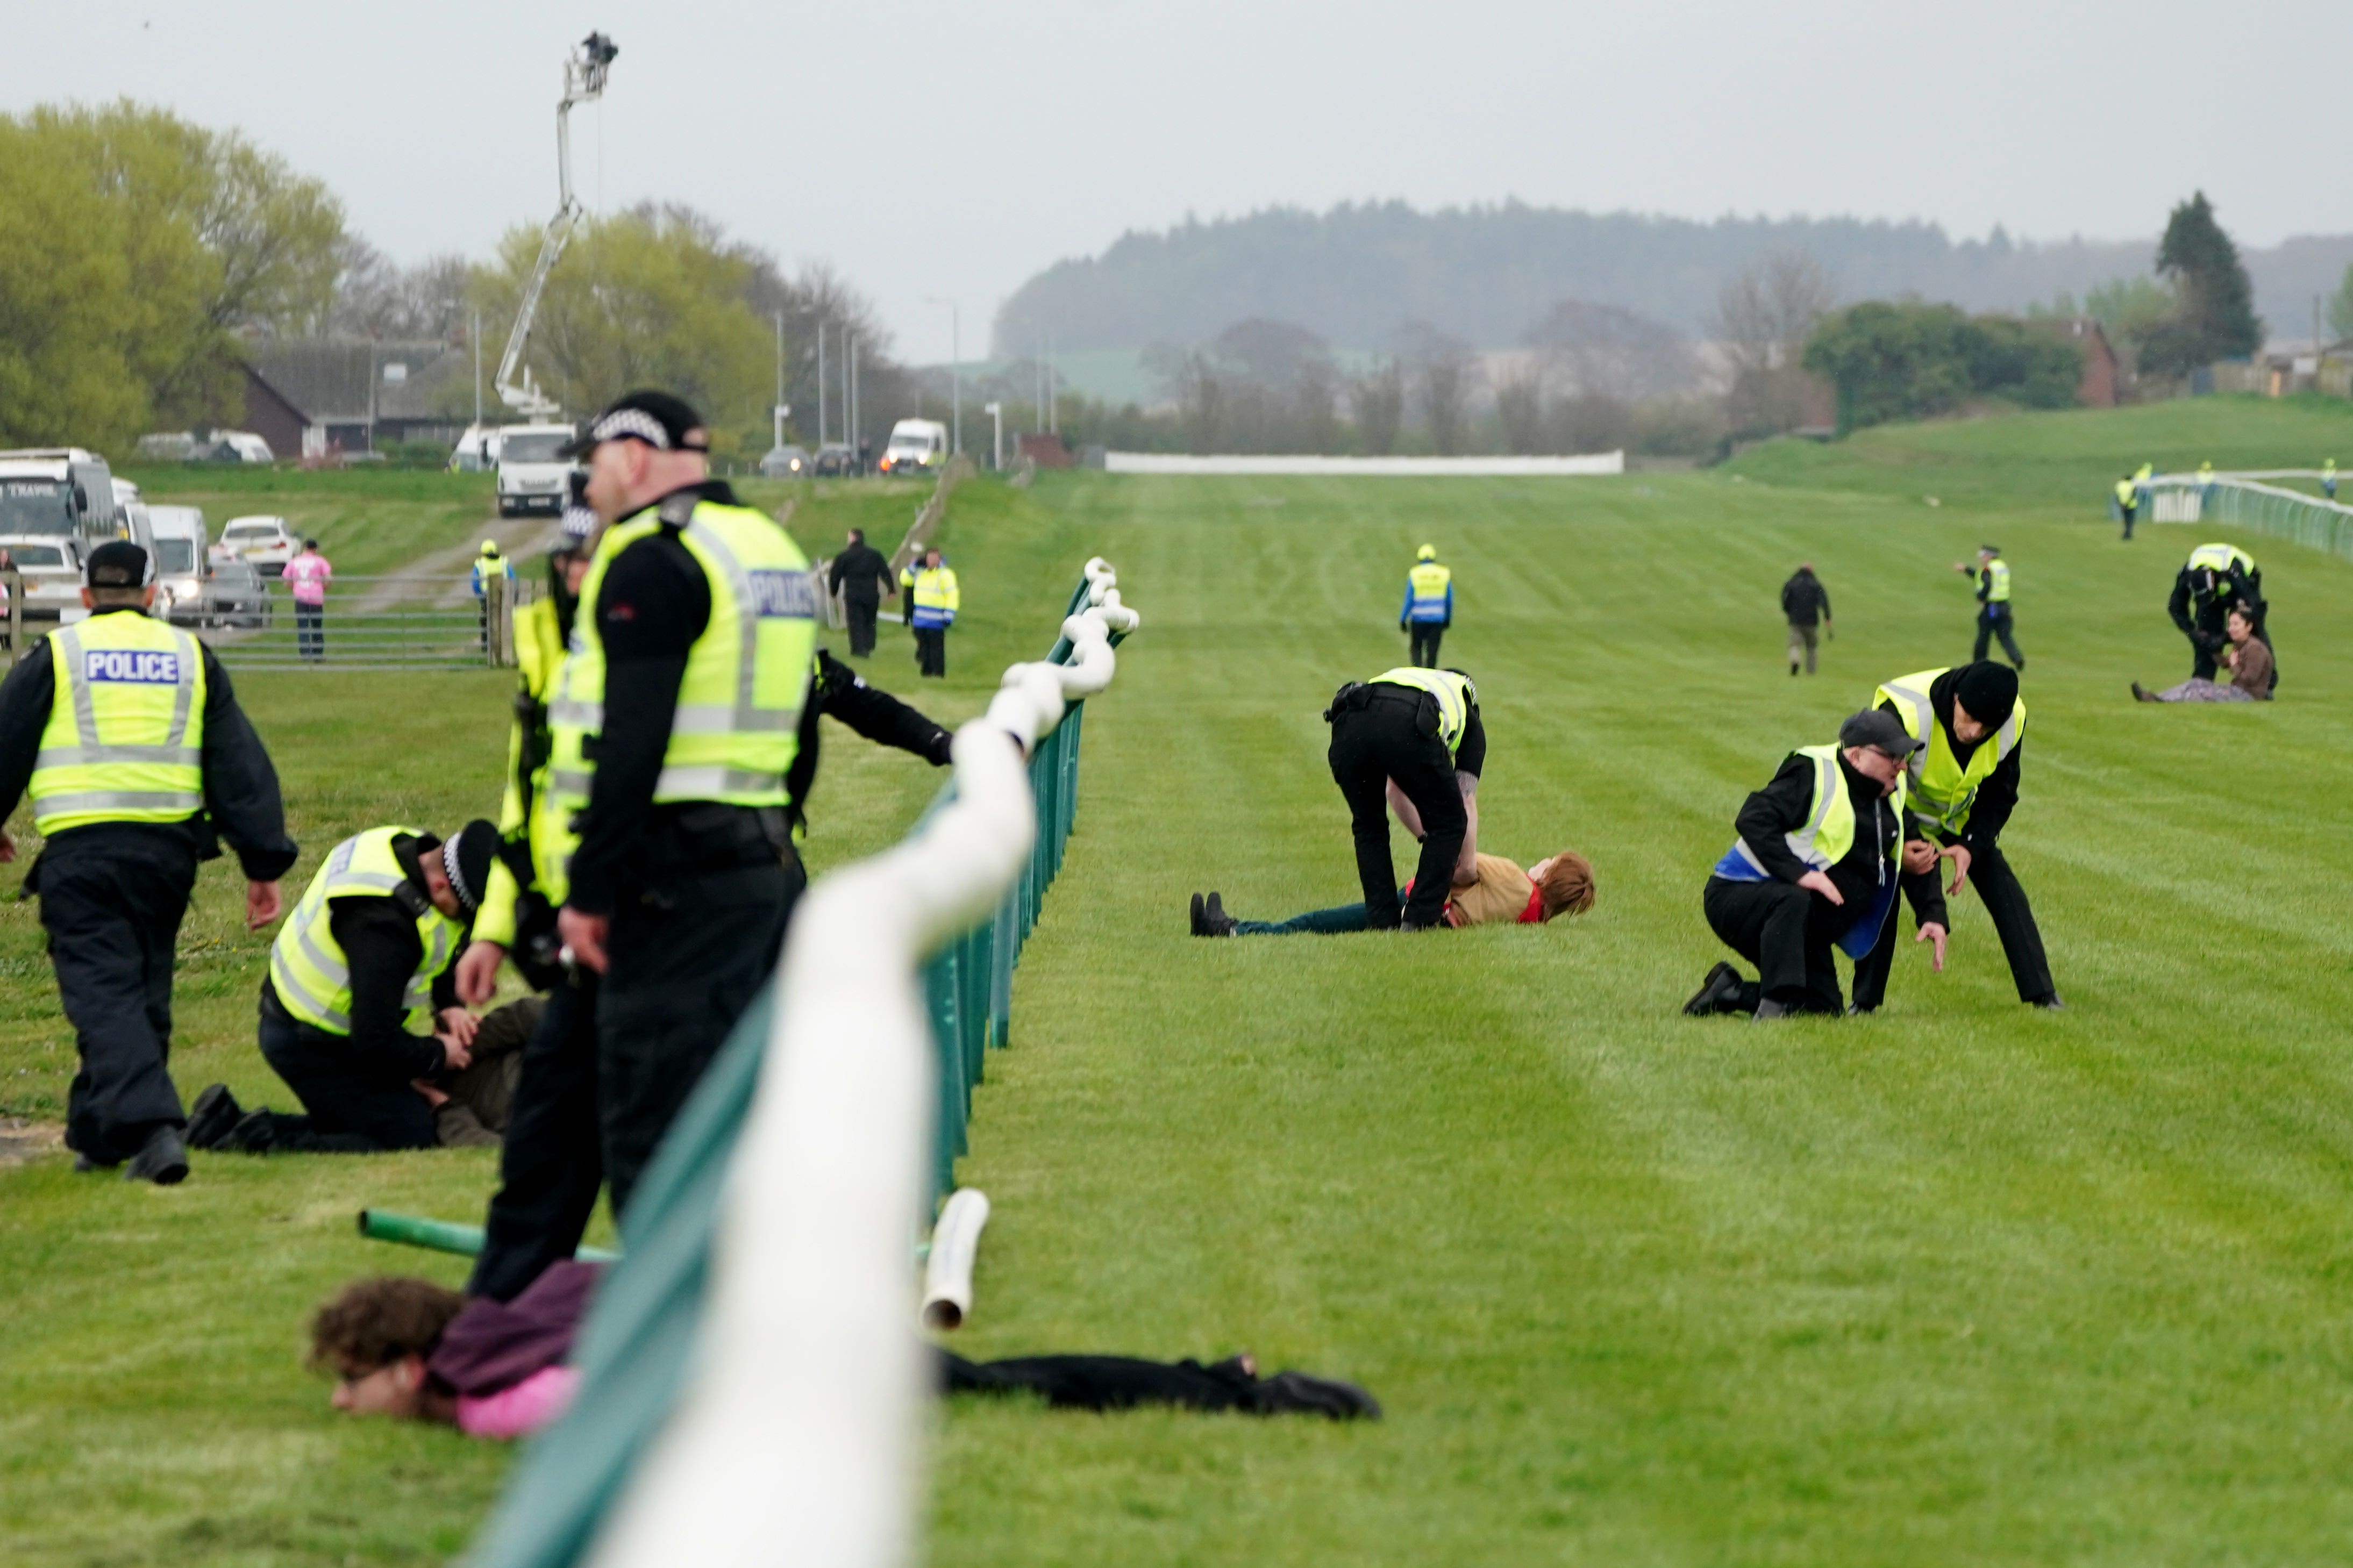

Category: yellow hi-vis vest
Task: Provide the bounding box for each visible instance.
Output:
[1719,743,1908,880]
[2187,542,2256,577]
[1984,560,2012,602]
[2114,478,2136,506]
[1368,667,1476,757]
[547,494,817,815]
[269,826,464,1036]
[30,612,207,834]
[475,596,573,946]
[909,565,960,628]
[1874,668,2024,838]
[1406,561,1452,622]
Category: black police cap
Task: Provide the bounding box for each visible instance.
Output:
[557,390,710,460]
[85,540,154,589]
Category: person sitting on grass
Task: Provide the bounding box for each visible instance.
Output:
[309,1266,1380,1438]
[2133,606,2273,704]
[1192,847,1594,936]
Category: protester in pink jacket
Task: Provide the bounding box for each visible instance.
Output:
[282,539,331,662]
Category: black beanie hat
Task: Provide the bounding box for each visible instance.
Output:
[439,820,501,913]
[1953,662,2019,728]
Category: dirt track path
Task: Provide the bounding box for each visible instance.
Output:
[353,516,559,612]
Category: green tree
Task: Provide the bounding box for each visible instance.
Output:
[1802,302,2082,433]
[473,205,769,453]
[2327,261,2353,343]
[2140,191,2262,376]
[0,119,146,449]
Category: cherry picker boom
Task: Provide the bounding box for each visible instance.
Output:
[494,31,618,420]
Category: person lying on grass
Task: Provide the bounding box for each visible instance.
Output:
[1191,848,1594,936]
[309,1265,1379,1438]
[2133,606,2274,704]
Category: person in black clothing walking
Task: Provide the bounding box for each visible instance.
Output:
[1323,668,1484,932]
[827,527,895,658]
[1780,563,1833,676]
[0,540,297,1182]
[1685,710,1948,1020]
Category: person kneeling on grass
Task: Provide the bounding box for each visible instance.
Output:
[2133,605,2273,704]
[1682,710,1948,1021]
[309,1265,1379,1438]
[186,821,502,1156]
[1191,847,1594,936]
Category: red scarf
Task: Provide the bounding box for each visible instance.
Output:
[1517,884,1545,924]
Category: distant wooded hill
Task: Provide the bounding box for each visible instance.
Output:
[993,201,2353,355]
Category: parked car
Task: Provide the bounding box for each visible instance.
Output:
[219,514,299,575]
[758,444,811,478]
[0,534,89,625]
[812,442,857,477]
[146,504,210,625]
[204,557,273,629]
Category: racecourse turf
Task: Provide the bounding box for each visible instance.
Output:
[6,396,2353,1564]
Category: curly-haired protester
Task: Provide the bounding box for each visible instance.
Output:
[307,1266,1379,1438]
[1190,849,1594,936]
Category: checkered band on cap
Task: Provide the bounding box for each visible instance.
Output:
[440,835,475,910]
[589,409,675,450]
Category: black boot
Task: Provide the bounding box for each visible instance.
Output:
[217,1110,278,1155]
[186,1083,244,1150]
[1682,962,1743,1016]
[1253,1369,1383,1421]
[1752,998,1793,1021]
[1189,892,1209,936]
[123,1125,190,1185]
[1202,892,1236,936]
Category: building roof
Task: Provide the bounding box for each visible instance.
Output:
[243,338,475,424]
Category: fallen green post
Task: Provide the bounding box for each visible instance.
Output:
[356,1208,620,1263]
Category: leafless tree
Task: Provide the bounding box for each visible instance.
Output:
[1494,363,1546,453]
[1401,323,1476,454]
[326,240,473,339]
[1350,360,1406,455]
[1710,249,1835,434]
[1525,301,1697,402]
[1550,392,1637,457]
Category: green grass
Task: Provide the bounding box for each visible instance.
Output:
[10,402,2353,1564]
[117,466,514,578]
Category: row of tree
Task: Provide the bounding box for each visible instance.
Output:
[0,103,918,460]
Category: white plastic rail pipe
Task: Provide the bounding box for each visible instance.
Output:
[587,579,1135,1568]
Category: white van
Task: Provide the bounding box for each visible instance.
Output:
[497,424,579,517]
[878,419,950,476]
[147,505,209,624]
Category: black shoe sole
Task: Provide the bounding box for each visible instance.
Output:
[1683,962,1739,1016]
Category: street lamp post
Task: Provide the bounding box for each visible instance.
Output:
[927,296,961,455]
[983,402,1002,470]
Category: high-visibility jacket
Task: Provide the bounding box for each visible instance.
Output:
[908,565,960,629]
[2186,542,2255,577]
[472,553,516,598]
[1983,560,2012,603]
[548,493,817,815]
[1874,668,2025,839]
[2114,478,2136,507]
[2134,462,2154,485]
[269,826,464,1036]
[475,596,572,947]
[1367,667,1475,757]
[29,612,207,835]
[2198,462,2215,482]
[1713,744,1908,957]
[1402,561,1453,624]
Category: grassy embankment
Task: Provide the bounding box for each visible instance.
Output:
[8,396,2353,1564]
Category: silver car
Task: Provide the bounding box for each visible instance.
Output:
[0,534,88,626]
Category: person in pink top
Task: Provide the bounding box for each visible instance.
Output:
[282,539,332,662]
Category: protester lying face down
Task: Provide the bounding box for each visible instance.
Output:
[1189,845,1594,936]
[309,1264,1379,1438]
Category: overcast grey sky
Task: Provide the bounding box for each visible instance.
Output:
[5,0,2344,362]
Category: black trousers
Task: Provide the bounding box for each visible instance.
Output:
[1326,690,1463,930]
[1850,841,2053,1009]
[1408,622,1445,668]
[470,976,603,1301]
[1701,876,1846,1014]
[913,625,946,677]
[253,1000,440,1152]
[597,855,804,1219]
[944,1351,1265,1413]
[845,595,880,657]
[1973,607,2024,666]
[296,603,324,660]
[37,828,199,1163]
[2120,504,2136,539]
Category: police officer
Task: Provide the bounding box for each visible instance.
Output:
[0,540,296,1182]
[456,489,953,1298]
[472,540,516,653]
[2168,541,2272,690]
[1953,545,2023,669]
[1850,662,2060,1010]
[1323,667,1484,932]
[543,389,819,1219]
[2114,473,2138,540]
[1400,545,1452,668]
[904,546,959,677]
[190,819,499,1154]
[2325,458,2338,502]
[1684,710,1947,1020]
[828,527,896,658]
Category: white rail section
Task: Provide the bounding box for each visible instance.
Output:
[588,565,1138,1568]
